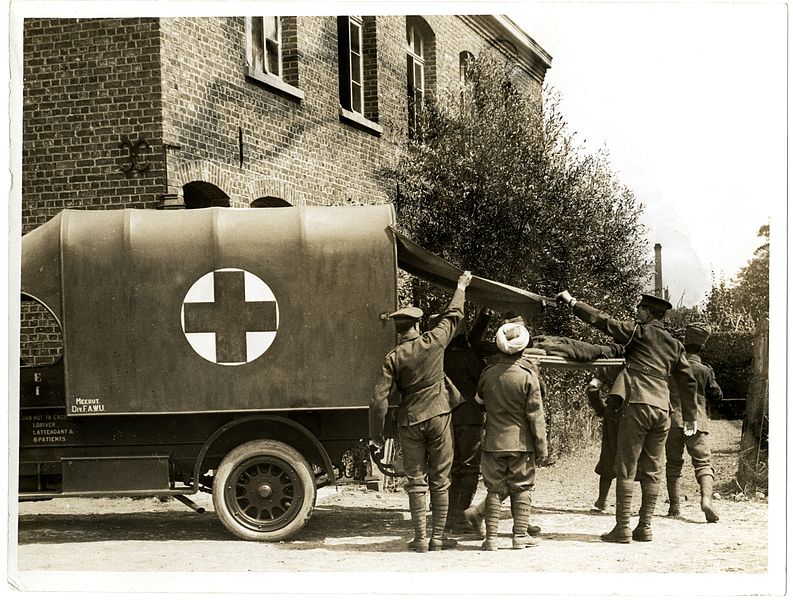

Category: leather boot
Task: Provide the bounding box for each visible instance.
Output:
[481,492,502,551]
[462,499,487,539]
[510,490,538,549]
[407,492,429,552]
[698,474,719,523]
[459,473,480,511]
[428,490,457,550]
[445,478,461,533]
[449,473,484,534]
[666,476,681,517]
[591,476,612,512]
[601,479,633,543]
[464,495,541,538]
[632,480,660,542]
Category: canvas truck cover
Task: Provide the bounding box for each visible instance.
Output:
[21,207,552,416]
[21,206,398,415]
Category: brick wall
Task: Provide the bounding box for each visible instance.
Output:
[22,18,166,234]
[20,15,545,359]
[158,15,544,208]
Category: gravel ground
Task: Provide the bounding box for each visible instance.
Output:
[11,419,775,597]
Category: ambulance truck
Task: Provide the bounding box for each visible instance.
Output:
[18,205,549,541]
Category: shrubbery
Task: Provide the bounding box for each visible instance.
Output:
[542,370,600,457]
[700,332,754,398]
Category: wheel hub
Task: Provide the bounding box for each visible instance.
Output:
[224,456,304,533]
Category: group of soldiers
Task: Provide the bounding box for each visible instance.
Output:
[368,272,722,552]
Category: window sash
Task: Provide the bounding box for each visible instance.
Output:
[247,16,282,79]
[263,16,282,77]
[348,17,364,114]
[406,24,425,135]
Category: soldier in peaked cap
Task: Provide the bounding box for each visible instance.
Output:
[555,291,698,543]
[388,306,424,320]
[665,322,723,522]
[369,271,473,552]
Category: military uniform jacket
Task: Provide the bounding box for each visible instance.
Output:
[445,345,485,426]
[572,301,698,422]
[476,352,547,454]
[370,287,466,439]
[669,353,723,430]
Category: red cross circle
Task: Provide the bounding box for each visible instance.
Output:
[181,268,279,365]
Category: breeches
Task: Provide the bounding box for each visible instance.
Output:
[481,451,536,496]
[615,403,670,484]
[451,424,483,478]
[399,412,453,494]
[665,427,714,479]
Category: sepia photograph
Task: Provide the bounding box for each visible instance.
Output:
[5,1,786,598]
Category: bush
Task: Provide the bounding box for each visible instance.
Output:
[700,332,754,398]
[542,369,600,457]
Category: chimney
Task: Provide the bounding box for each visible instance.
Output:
[654,243,663,297]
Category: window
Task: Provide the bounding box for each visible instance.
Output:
[251,196,292,208]
[245,16,303,101]
[459,51,475,83]
[183,182,230,209]
[248,17,281,77]
[406,22,425,136]
[337,16,382,136]
[346,16,364,114]
[406,17,434,137]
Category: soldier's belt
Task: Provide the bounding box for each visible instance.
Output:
[626,362,670,380]
[400,373,445,396]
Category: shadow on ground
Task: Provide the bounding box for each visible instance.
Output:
[17,505,411,547]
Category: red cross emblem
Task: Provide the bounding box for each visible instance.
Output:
[181,268,279,365]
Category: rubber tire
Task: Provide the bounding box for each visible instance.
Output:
[212,439,316,542]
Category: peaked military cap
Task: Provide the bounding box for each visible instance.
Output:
[638,293,673,312]
[685,322,712,346]
[388,306,423,320]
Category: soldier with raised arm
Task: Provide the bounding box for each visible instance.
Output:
[369,271,473,552]
[555,291,698,543]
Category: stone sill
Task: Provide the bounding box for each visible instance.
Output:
[339,107,383,137]
[246,68,305,102]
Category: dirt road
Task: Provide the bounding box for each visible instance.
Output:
[12,420,771,594]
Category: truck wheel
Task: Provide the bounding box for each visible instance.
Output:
[213,440,316,541]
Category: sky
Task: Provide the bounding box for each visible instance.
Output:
[505,2,786,306]
[5,0,786,307]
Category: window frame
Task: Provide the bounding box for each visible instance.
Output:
[406,21,426,136]
[245,16,304,101]
[337,16,382,136]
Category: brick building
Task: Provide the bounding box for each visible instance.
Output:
[22,15,551,233]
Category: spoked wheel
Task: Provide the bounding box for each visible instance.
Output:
[213,440,316,541]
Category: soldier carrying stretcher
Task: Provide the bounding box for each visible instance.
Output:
[555,291,699,543]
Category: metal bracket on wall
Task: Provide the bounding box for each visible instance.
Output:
[120,137,151,172]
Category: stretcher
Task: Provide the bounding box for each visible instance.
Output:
[535,356,625,370]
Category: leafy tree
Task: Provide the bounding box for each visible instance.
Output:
[385,54,651,338]
[704,276,753,332]
[704,225,768,332]
[733,224,769,322]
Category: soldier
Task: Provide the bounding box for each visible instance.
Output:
[665,322,723,522]
[460,313,544,539]
[443,313,488,534]
[585,366,622,513]
[555,291,698,543]
[474,321,548,551]
[369,271,473,552]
